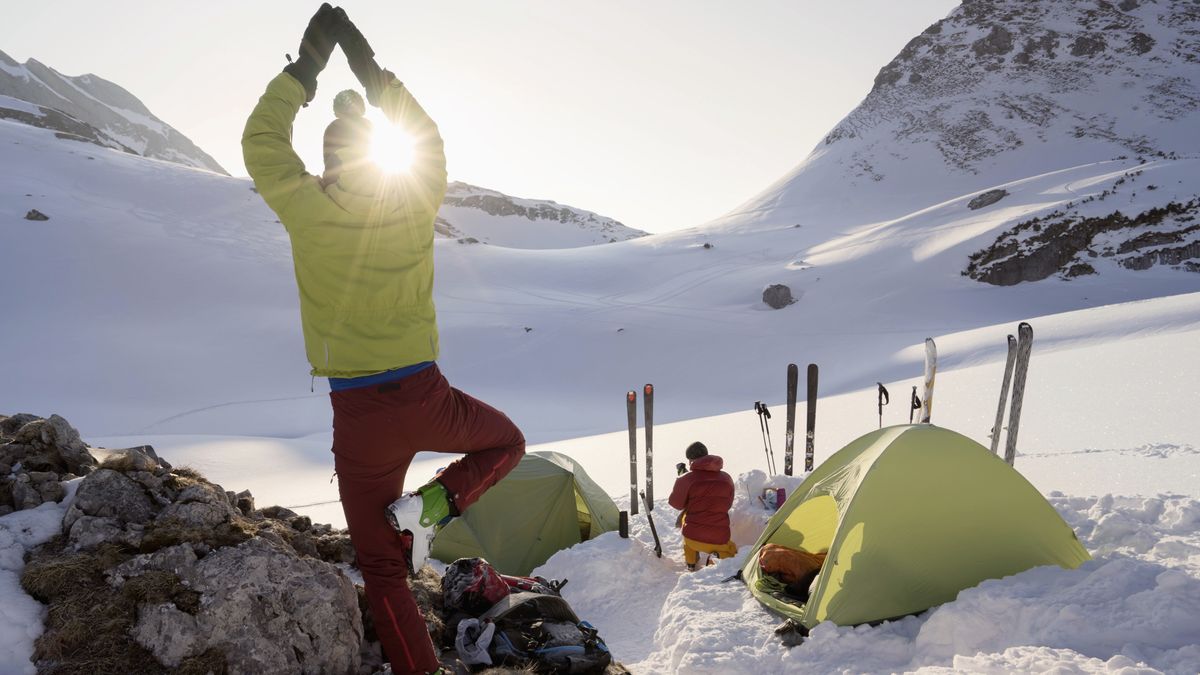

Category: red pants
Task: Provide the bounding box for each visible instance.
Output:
[331,364,525,675]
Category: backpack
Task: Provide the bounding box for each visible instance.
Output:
[442,557,511,615]
[481,592,612,674]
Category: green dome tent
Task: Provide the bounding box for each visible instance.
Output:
[741,425,1090,629]
[431,450,620,575]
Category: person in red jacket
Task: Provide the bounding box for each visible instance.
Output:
[668,442,737,570]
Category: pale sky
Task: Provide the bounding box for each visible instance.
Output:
[5,1,958,233]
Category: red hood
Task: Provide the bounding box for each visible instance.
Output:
[689,454,724,472]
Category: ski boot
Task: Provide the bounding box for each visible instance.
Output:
[386,481,452,576]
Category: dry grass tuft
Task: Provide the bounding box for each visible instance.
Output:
[21,537,165,674]
[20,535,224,674]
[168,465,205,480]
[139,515,255,554]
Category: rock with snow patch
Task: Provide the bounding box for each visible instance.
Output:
[24,209,49,221]
[968,189,1009,210]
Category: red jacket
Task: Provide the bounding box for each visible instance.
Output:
[668,454,735,545]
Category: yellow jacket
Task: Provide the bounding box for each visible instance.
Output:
[243,72,447,377]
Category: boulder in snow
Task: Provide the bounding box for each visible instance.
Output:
[762,284,797,309]
[968,189,1009,210]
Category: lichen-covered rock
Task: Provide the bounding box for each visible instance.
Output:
[122,537,362,674]
[234,489,255,515]
[6,414,97,475]
[0,413,40,436]
[109,543,199,581]
[762,284,797,309]
[261,505,300,521]
[64,469,157,547]
[68,514,144,550]
[102,445,164,472]
[10,472,65,510]
[158,479,236,528]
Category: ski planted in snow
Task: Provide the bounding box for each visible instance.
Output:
[785,364,798,475]
[644,383,655,509]
[805,363,818,472]
[1004,323,1034,466]
[627,390,638,515]
[920,338,937,424]
[989,334,1018,455]
[640,490,662,558]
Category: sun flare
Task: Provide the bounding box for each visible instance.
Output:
[368,117,415,174]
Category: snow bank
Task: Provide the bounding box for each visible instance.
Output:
[540,474,1200,674]
[0,480,79,675]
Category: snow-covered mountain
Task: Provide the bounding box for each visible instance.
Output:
[0,49,226,174]
[436,181,646,248]
[715,0,1200,236]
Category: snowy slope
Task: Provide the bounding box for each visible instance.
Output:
[712,0,1200,233]
[437,181,646,248]
[3,113,1198,442]
[0,49,226,174]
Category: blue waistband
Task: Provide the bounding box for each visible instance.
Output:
[328,362,435,391]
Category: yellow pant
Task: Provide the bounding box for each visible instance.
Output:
[683,536,738,566]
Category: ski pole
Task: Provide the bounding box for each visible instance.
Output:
[762,403,776,474]
[876,382,889,428]
[754,401,776,475]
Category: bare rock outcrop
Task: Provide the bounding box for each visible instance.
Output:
[6,412,365,675]
[965,171,1200,284]
[114,538,361,673]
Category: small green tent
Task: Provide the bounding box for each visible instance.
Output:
[742,425,1090,628]
[431,451,619,576]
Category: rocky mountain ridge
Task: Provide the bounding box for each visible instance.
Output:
[437,181,647,248]
[720,0,1200,230]
[714,0,1200,283]
[0,49,226,174]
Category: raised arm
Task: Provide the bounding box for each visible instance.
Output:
[242,4,338,215]
[336,8,448,199]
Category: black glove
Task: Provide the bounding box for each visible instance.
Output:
[283,3,339,104]
[334,7,390,105]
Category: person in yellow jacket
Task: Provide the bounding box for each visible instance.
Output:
[242,6,524,674]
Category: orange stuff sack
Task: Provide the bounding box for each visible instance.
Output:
[758,543,827,585]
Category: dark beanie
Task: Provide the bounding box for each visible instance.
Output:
[685,442,708,461]
[323,90,372,177]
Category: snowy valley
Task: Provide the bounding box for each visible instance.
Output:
[3,0,1200,673]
